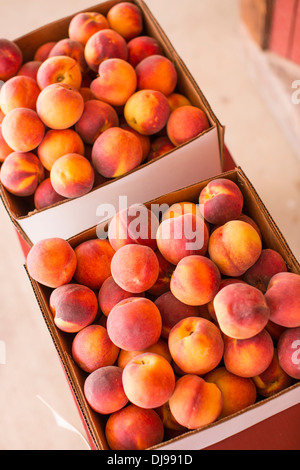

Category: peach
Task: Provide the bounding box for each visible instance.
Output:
[72,324,119,373]
[105,404,164,450]
[75,99,119,145]
[0,75,40,115]
[147,251,175,297]
[208,220,262,277]
[90,58,137,107]
[34,41,56,62]
[17,60,42,81]
[170,255,221,306]
[155,290,200,339]
[49,38,87,73]
[122,352,175,408]
[107,2,143,41]
[37,55,82,90]
[0,151,44,197]
[36,83,84,130]
[78,87,96,102]
[237,213,262,239]
[155,400,187,439]
[84,366,128,415]
[167,93,192,112]
[124,89,170,136]
[84,29,128,72]
[26,237,77,288]
[119,120,150,162]
[169,374,222,430]
[68,11,109,45]
[50,153,94,199]
[199,178,244,225]
[162,201,202,222]
[127,35,164,67]
[92,127,142,178]
[111,244,159,293]
[0,107,4,123]
[34,178,66,210]
[265,272,300,328]
[49,283,98,333]
[117,339,171,369]
[1,108,45,152]
[207,278,246,322]
[243,249,287,293]
[136,55,177,97]
[0,39,22,81]
[168,317,224,375]
[167,105,210,146]
[98,276,144,317]
[107,297,162,351]
[265,319,286,343]
[74,238,115,291]
[278,326,300,379]
[223,329,274,378]
[252,349,293,396]
[147,135,175,161]
[205,366,257,418]
[0,123,13,162]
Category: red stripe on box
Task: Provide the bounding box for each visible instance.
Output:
[290,0,300,64]
[269,0,297,58]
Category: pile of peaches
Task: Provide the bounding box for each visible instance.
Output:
[0,2,210,211]
[26,176,300,450]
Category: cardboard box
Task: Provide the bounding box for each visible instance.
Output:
[0,0,224,247]
[26,167,300,451]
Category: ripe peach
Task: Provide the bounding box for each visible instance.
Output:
[75,99,119,145]
[223,329,274,378]
[0,107,4,123]
[167,105,210,146]
[127,35,164,67]
[162,201,202,222]
[124,89,170,136]
[278,327,300,379]
[167,93,192,112]
[122,352,175,408]
[169,374,222,430]
[98,276,144,317]
[0,39,22,81]
[34,178,66,210]
[74,238,115,291]
[50,153,94,199]
[26,237,77,288]
[205,366,257,418]
[147,251,175,297]
[136,55,177,96]
[117,339,171,369]
[0,124,13,162]
[17,60,42,81]
[107,297,162,351]
[207,278,246,322]
[84,366,128,415]
[265,319,286,343]
[107,2,143,41]
[147,135,175,161]
[119,120,150,162]
[111,244,159,293]
[237,213,262,239]
[208,220,262,277]
[1,108,45,152]
[0,151,44,197]
[170,255,221,306]
[0,75,40,115]
[84,29,128,72]
[92,127,143,178]
[49,38,87,73]
[68,11,109,45]
[78,87,96,102]
[105,404,164,450]
[168,316,224,375]
[155,400,187,439]
[253,349,293,396]
[34,41,56,61]
[36,83,84,130]
[265,272,300,328]
[243,249,287,293]
[37,56,82,89]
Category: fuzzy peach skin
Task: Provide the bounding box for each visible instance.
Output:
[26,238,77,288]
[136,55,177,96]
[34,178,66,210]
[162,201,202,222]
[119,121,150,162]
[111,244,159,293]
[107,297,162,351]
[34,41,56,62]
[75,99,119,145]
[72,324,119,373]
[84,29,128,72]
[265,319,286,343]
[0,151,44,197]
[205,366,257,418]
[265,272,300,328]
[167,93,192,112]
[92,127,143,178]
[155,400,187,439]
[0,76,40,115]
[74,238,115,291]
[167,105,210,146]
[98,276,144,317]
[237,213,262,239]
[278,327,300,379]
[169,374,222,430]
[17,60,42,81]
[124,89,170,136]
[127,35,164,67]
[170,255,221,306]
[147,135,175,162]
[0,39,23,81]
[105,404,164,450]
[122,352,175,409]
[0,124,13,162]
[168,317,224,375]
[207,278,246,323]
[50,153,94,199]
[36,83,84,130]
[117,339,171,369]
[147,251,175,297]
[90,58,137,107]
[1,108,45,153]
[49,38,87,73]
[199,178,244,225]
[84,366,128,415]
[50,283,98,333]
[242,249,287,293]
[213,282,270,339]
[68,12,109,45]
[252,349,293,397]
[223,329,274,378]
[208,220,262,277]
[107,2,143,41]
[37,55,82,90]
